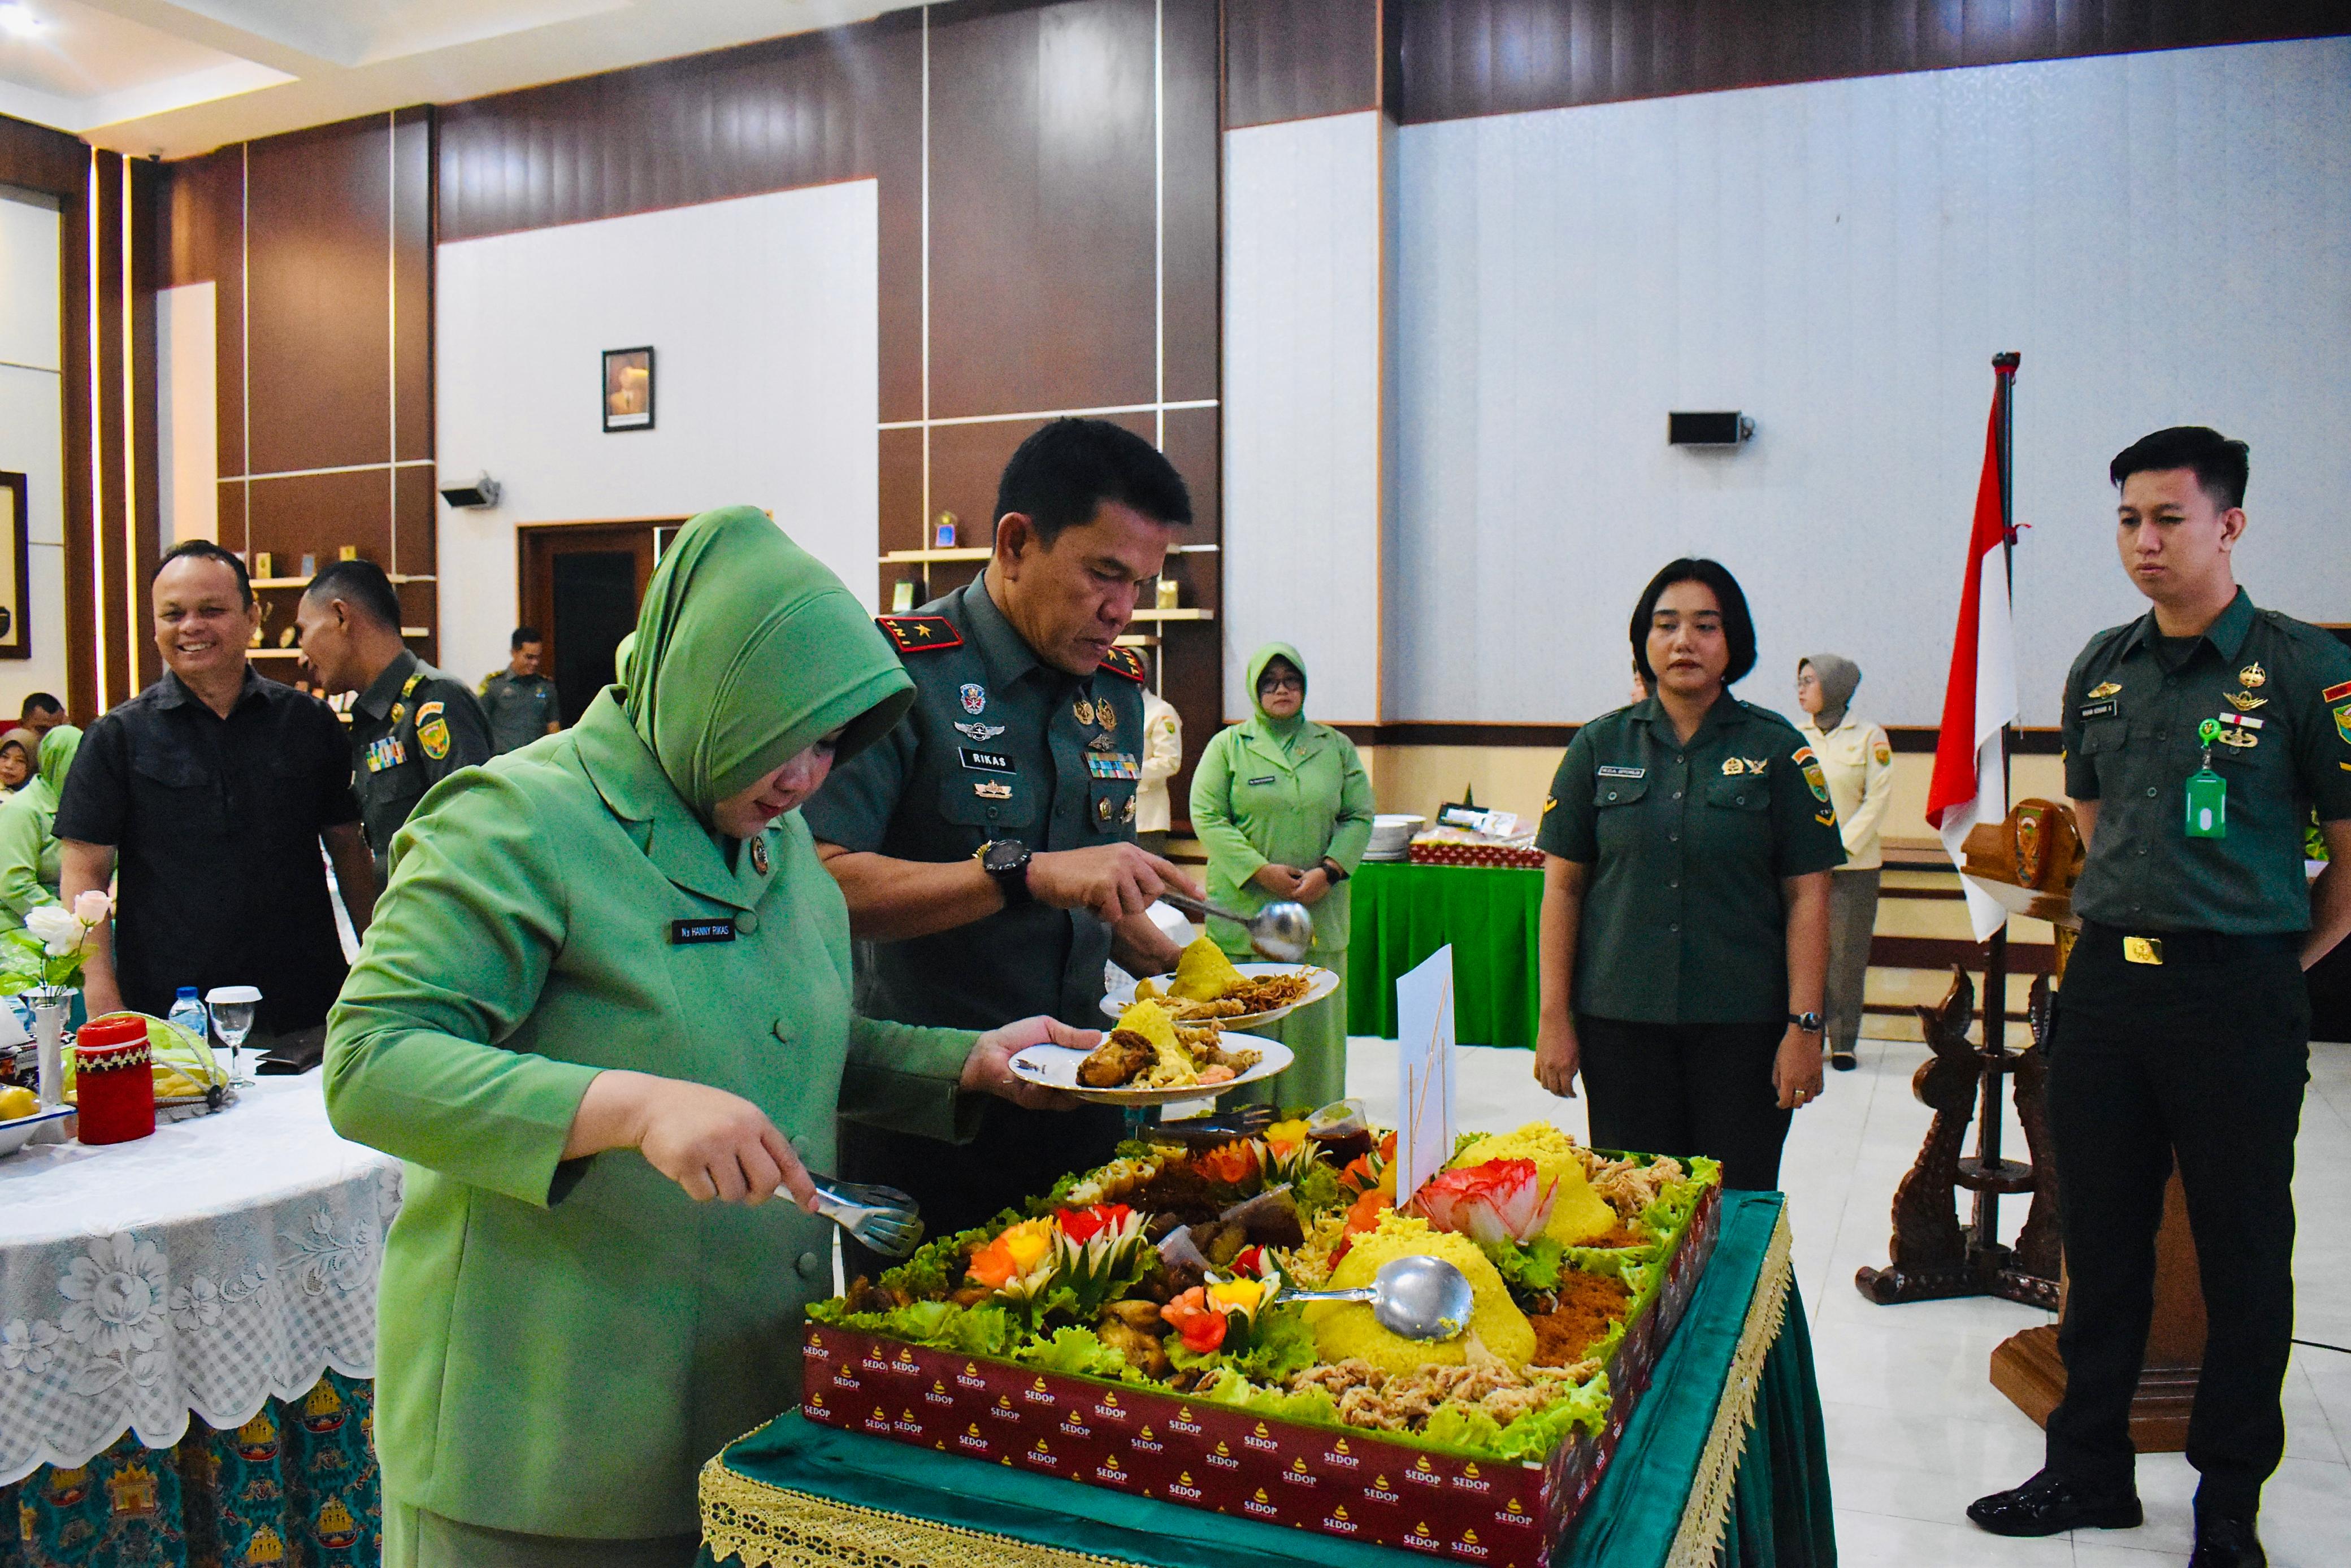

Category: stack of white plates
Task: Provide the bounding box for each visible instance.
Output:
[1364,814,1424,861]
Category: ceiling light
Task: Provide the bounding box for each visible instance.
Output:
[0,6,41,38]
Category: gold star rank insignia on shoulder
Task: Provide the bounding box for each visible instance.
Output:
[2237,661,2267,688]
[2086,681,2122,700]
[876,615,963,653]
[1096,646,1148,683]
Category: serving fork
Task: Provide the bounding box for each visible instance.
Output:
[807,1175,925,1258]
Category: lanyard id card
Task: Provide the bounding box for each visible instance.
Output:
[2186,719,2227,839]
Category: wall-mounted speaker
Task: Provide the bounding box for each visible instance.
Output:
[440,474,502,508]
[1668,412,1754,446]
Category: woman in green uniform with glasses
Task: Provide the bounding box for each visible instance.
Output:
[326,507,1092,1568]
[1188,642,1374,1109]
[0,724,82,923]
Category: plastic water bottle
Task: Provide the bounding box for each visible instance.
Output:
[166,986,207,1046]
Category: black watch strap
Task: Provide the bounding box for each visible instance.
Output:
[978,839,1034,907]
[1321,858,1349,883]
[1788,1011,1823,1033]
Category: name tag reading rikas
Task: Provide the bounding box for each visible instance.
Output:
[959,747,1017,774]
[671,918,737,945]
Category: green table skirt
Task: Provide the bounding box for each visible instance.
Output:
[701,1192,1833,1568]
[1347,861,1543,1049]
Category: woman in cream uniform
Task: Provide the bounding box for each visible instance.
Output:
[1796,654,1894,1071]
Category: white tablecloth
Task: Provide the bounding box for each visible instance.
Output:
[0,1074,401,1484]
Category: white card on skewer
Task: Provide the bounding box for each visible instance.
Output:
[1394,945,1457,1208]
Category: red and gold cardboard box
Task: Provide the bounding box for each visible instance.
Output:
[801,1184,1719,1566]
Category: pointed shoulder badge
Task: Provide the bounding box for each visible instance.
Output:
[1096,645,1148,683]
[876,615,963,654]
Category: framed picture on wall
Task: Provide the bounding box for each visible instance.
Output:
[0,474,27,659]
[602,346,654,432]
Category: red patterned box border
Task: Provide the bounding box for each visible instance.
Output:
[801,1185,1719,1566]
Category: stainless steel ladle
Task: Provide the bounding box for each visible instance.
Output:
[1279,1256,1478,1342]
[1155,892,1315,963]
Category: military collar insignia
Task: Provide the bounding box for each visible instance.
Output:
[2238,661,2267,688]
[878,615,964,654]
[1072,695,1096,728]
[750,836,771,875]
[1097,701,1117,733]
[955,720,1006,741]
[959,683,987,715]
[1096,646,1148,683]
[2086,681,2122,700]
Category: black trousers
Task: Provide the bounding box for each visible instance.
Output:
[1576,1015,1792,1192]
[836,1099,1124,1280]
[2042,923,2310,1518]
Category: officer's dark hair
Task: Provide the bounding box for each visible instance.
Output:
[152,540,253,609]
[303,559,402,631]
[18,693,60,720]
[995,418,1192,548]
[2109,425,2249,512]
[1628,558,1758,688]
[511,626,541,650]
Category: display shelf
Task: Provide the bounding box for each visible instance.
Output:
[1125,607,1211,622]
[879,548,992,564]
[249,574,438,588]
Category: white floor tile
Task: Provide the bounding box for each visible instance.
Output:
[1343,1033,2351,1562]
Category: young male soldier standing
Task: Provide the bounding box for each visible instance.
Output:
[1969,428,2351,1567]
[805,419,1200,1251]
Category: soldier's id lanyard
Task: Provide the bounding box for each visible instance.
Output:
[2185,718,2227,839]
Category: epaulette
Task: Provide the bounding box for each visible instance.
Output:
[1096,645,1148,683]
[877,615,963,654]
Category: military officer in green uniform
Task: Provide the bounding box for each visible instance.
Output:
[1533,558,1842,1193]
[1970,429,2351,1568]
[806,418,1201,1249]
[326,507,1090,1567]
[296,560,493,880]
[480,626,563,753]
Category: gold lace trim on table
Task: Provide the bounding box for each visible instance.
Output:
[1664,1206,1796,1568]
[700,1453,1137,1568]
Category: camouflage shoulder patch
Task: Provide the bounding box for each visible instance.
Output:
[1096,645,1148,683]
[877,615,964,654]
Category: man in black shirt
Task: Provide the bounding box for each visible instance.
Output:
[57,541,375,1036]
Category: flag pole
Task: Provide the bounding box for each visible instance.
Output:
[1970,352,2023,1263]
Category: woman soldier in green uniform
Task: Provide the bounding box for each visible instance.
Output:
[1188,642,1374,1108]
[326,507,1092,1567]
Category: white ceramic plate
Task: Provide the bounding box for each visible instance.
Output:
[1009,1032,1294,1107]
[0,1106,73,1156]
[1098,963,1341,1030]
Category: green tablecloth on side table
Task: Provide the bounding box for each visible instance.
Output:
[1348,861,1543,1049]
[701,1192,1833,1568]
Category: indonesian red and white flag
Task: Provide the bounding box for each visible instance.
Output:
[1925,398,2016,942]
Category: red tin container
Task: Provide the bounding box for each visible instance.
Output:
[803,1184,1721,1566]
[73,1016,155,1144]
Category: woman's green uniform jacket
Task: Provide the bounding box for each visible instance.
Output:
[1188,643,1374,957]
[326,508,980,1541]
[0,725,81,923]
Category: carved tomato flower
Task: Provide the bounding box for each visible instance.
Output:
[1161,1288,1227,1354]
[1405,1158,1556,1246]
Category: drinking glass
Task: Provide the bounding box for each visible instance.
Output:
[205,985,262,1087]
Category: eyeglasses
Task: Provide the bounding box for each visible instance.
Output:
[1258,675,1303,693]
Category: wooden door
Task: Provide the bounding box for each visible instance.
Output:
[516,520,678,727]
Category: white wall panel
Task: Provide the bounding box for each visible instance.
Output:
[157,282,218,545]
[1386,37,2351,727]
[1222,111,1383,724]
[435,182,879,687]
[0,192,59,373]
[0,191,67,708]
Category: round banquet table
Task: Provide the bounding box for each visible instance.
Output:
[0,1074,400,1567]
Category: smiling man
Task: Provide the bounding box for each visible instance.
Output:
[806,418,1201,1253]
[1968,428,2351,1567]
[55,541,375,1037]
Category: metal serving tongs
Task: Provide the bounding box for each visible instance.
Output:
[1153,892,1314,962]
[806,1175,925,1259]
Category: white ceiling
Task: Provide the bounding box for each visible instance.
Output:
[0,0,896,157]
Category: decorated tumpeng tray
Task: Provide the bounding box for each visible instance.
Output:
[802,1118,1721,1567]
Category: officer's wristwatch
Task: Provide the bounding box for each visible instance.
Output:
[1320,858,1349,884]
[1787,1011,1824,1034]
[976,839,1034,907]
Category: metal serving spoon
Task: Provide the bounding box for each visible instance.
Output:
[1278,1256,1478,1342]
[1155,892,1315,963]
[806,1175,924,1259]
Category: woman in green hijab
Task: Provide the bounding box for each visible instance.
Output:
[327,507,1093,1568]
[1187,643,1374,1108]
[0,723,82,922]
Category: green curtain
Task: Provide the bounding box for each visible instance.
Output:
[1347,863,1543,1049]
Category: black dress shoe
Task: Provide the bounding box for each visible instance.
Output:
[2188,1512,2265,1567]
[1966,1470,2143,1537]
[1830,1050,1857,1071]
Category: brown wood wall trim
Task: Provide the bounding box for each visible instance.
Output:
[1330,720,2066,754]
[128,159,162,693]
[1224,0,1383,129]
[1389,0,2351,126]
[94,154,128,710]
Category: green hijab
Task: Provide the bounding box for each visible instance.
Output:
[1245,642,1309,752]
[36,724,80,795]
[621,506,914,818]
